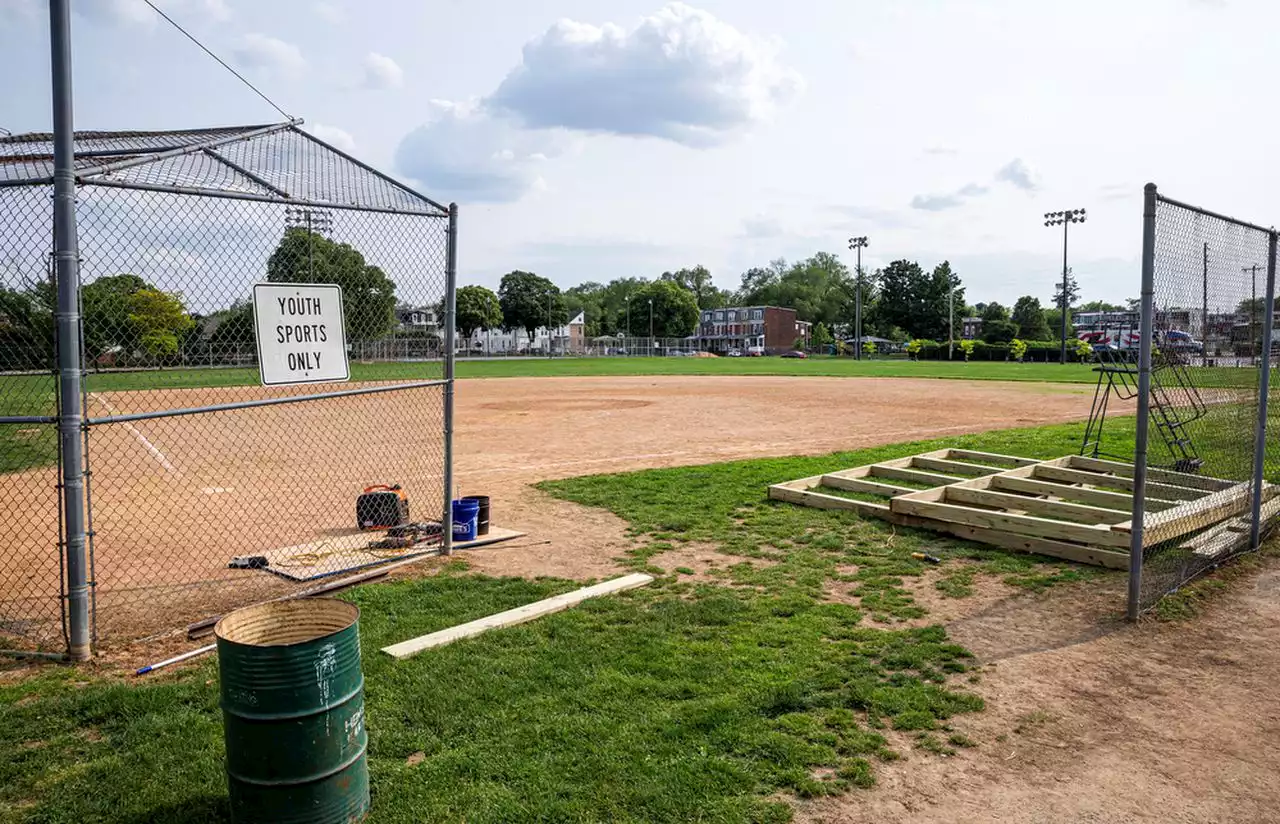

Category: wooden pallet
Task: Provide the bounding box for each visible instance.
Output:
[769,450,1271,569]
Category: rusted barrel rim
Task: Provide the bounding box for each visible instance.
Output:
[216,599,360,647]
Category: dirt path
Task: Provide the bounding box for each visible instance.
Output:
[798,563,1280,823]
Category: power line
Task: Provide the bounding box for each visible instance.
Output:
[141,0,294,121]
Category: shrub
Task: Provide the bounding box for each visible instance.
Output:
[1010,338,1028,362]
[958,340,976,361]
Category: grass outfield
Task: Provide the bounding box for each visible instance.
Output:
[3,419,1128,823]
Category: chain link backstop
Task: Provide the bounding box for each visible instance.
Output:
[1129,185,1278,616]
[1,123,455,655]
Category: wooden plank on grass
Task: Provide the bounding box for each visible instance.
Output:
[990,474,1176,512]
[944,449,1041,468]
[943,486,1126,526]
[869,464,959,486]
[1066,455,1235,492]
[1033,465,1205,501]
[888,512,1130,569]
[768,484,890,516]
[382,573,655,659]
[911,456,1003,477]
[890,495,1133,548]
[820,474,915,496]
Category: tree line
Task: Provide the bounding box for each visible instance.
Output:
[458,256,1135,347]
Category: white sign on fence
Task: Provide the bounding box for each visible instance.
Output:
[252,283,349,386]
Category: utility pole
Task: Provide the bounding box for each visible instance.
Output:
[847,236,869,360]
[1245,264,1262,364]
[625,295,631,356]
[1044,208,1087,364]
[949,282,955,360]
[546,290,552,359]
[1202,243,1208,366]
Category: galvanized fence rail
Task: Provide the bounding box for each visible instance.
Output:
[1,121,456,657]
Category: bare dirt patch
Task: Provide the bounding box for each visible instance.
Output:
[797,560,1280,824]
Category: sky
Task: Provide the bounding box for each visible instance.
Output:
[1,0,1276,307]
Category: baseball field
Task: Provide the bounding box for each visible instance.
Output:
[4,366,1280,824]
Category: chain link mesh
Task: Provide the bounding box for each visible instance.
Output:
[0,124,451,651]
[1133,194,1278,613]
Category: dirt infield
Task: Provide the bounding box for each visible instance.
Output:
[0,374,1105,644]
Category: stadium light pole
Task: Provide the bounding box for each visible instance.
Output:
[847,236,869,360]
[625,295,631,355]
[649,298,654,356]
[1044,208,1087,364]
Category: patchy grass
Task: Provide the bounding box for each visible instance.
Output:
[540,418,1132,623]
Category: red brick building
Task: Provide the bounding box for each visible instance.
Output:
[695,306,811,355]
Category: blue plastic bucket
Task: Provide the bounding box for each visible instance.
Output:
[451,499,479,542]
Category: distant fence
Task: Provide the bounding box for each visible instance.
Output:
[1128,185,1278,617]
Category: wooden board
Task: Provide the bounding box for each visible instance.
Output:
[889,511,1130,570]
[1066,455,1235,492]
[943,485,1130,526]
[911,456,1004,477]
[381,573,654,659]
[262,526,526,582]
[1032,465,1205,501]
[891,494,1133,548]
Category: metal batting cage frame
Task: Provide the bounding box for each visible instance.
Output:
[0,121,457,659]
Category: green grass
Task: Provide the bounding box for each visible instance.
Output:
[1,418,1133,823]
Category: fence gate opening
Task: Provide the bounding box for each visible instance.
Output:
[0,123,456,655]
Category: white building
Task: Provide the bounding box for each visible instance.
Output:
[463,312,585,355]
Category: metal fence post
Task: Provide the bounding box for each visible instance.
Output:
[49,0,91,660]
[1128,183,1158,621]
[442,202,458,555]
[1249,230,1277,550]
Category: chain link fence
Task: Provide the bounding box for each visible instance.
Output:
[1129,185,1278,616]
[0,123,455,653]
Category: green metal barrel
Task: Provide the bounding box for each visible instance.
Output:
[215,599,370,824]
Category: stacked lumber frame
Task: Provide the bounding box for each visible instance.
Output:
[768,449,1272,570]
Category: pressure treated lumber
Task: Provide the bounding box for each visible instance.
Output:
[381,573,654,659]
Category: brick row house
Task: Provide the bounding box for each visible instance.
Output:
[695,306,811,355]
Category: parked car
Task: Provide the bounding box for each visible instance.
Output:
[726,348,743,357]
[780,350,808,359]
[746,345,765,357]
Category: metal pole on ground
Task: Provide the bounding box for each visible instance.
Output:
[1249,231,1277,550]
[442,203,458,555]
[49,0,91,661]
[1128,184,1158,621]
[848,236,868,360]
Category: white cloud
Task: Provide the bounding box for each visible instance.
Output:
[395,101,568,204]
[307,123,356,153]
[232,33,305,75]
[958,182,990,196]
[314,0,343,24]
[360,52,404,90]
[923,145,958,156]
[486,2,803,146]
[910,193,966,212]
[994,158,1040,191]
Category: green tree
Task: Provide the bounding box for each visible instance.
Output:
[875,260,964,341]
[0,280,54,370]
[811,322,833,350]
[207,300,256,355]
[127,287,195,358]
[662,266,728,310]
[736,253,854,328]
[82,273,148,358]
[1078,299,1125,313]
[595,277,648,336]
[628,279,699,338]
[1052,267,1081,314]
[498,270,567,344]
[455,285,503,340]
[982,318,1019,344]
[266,228,397,341]
[980,302,1010,323]
[563,282,605,337]
[1011,295,1051,340]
